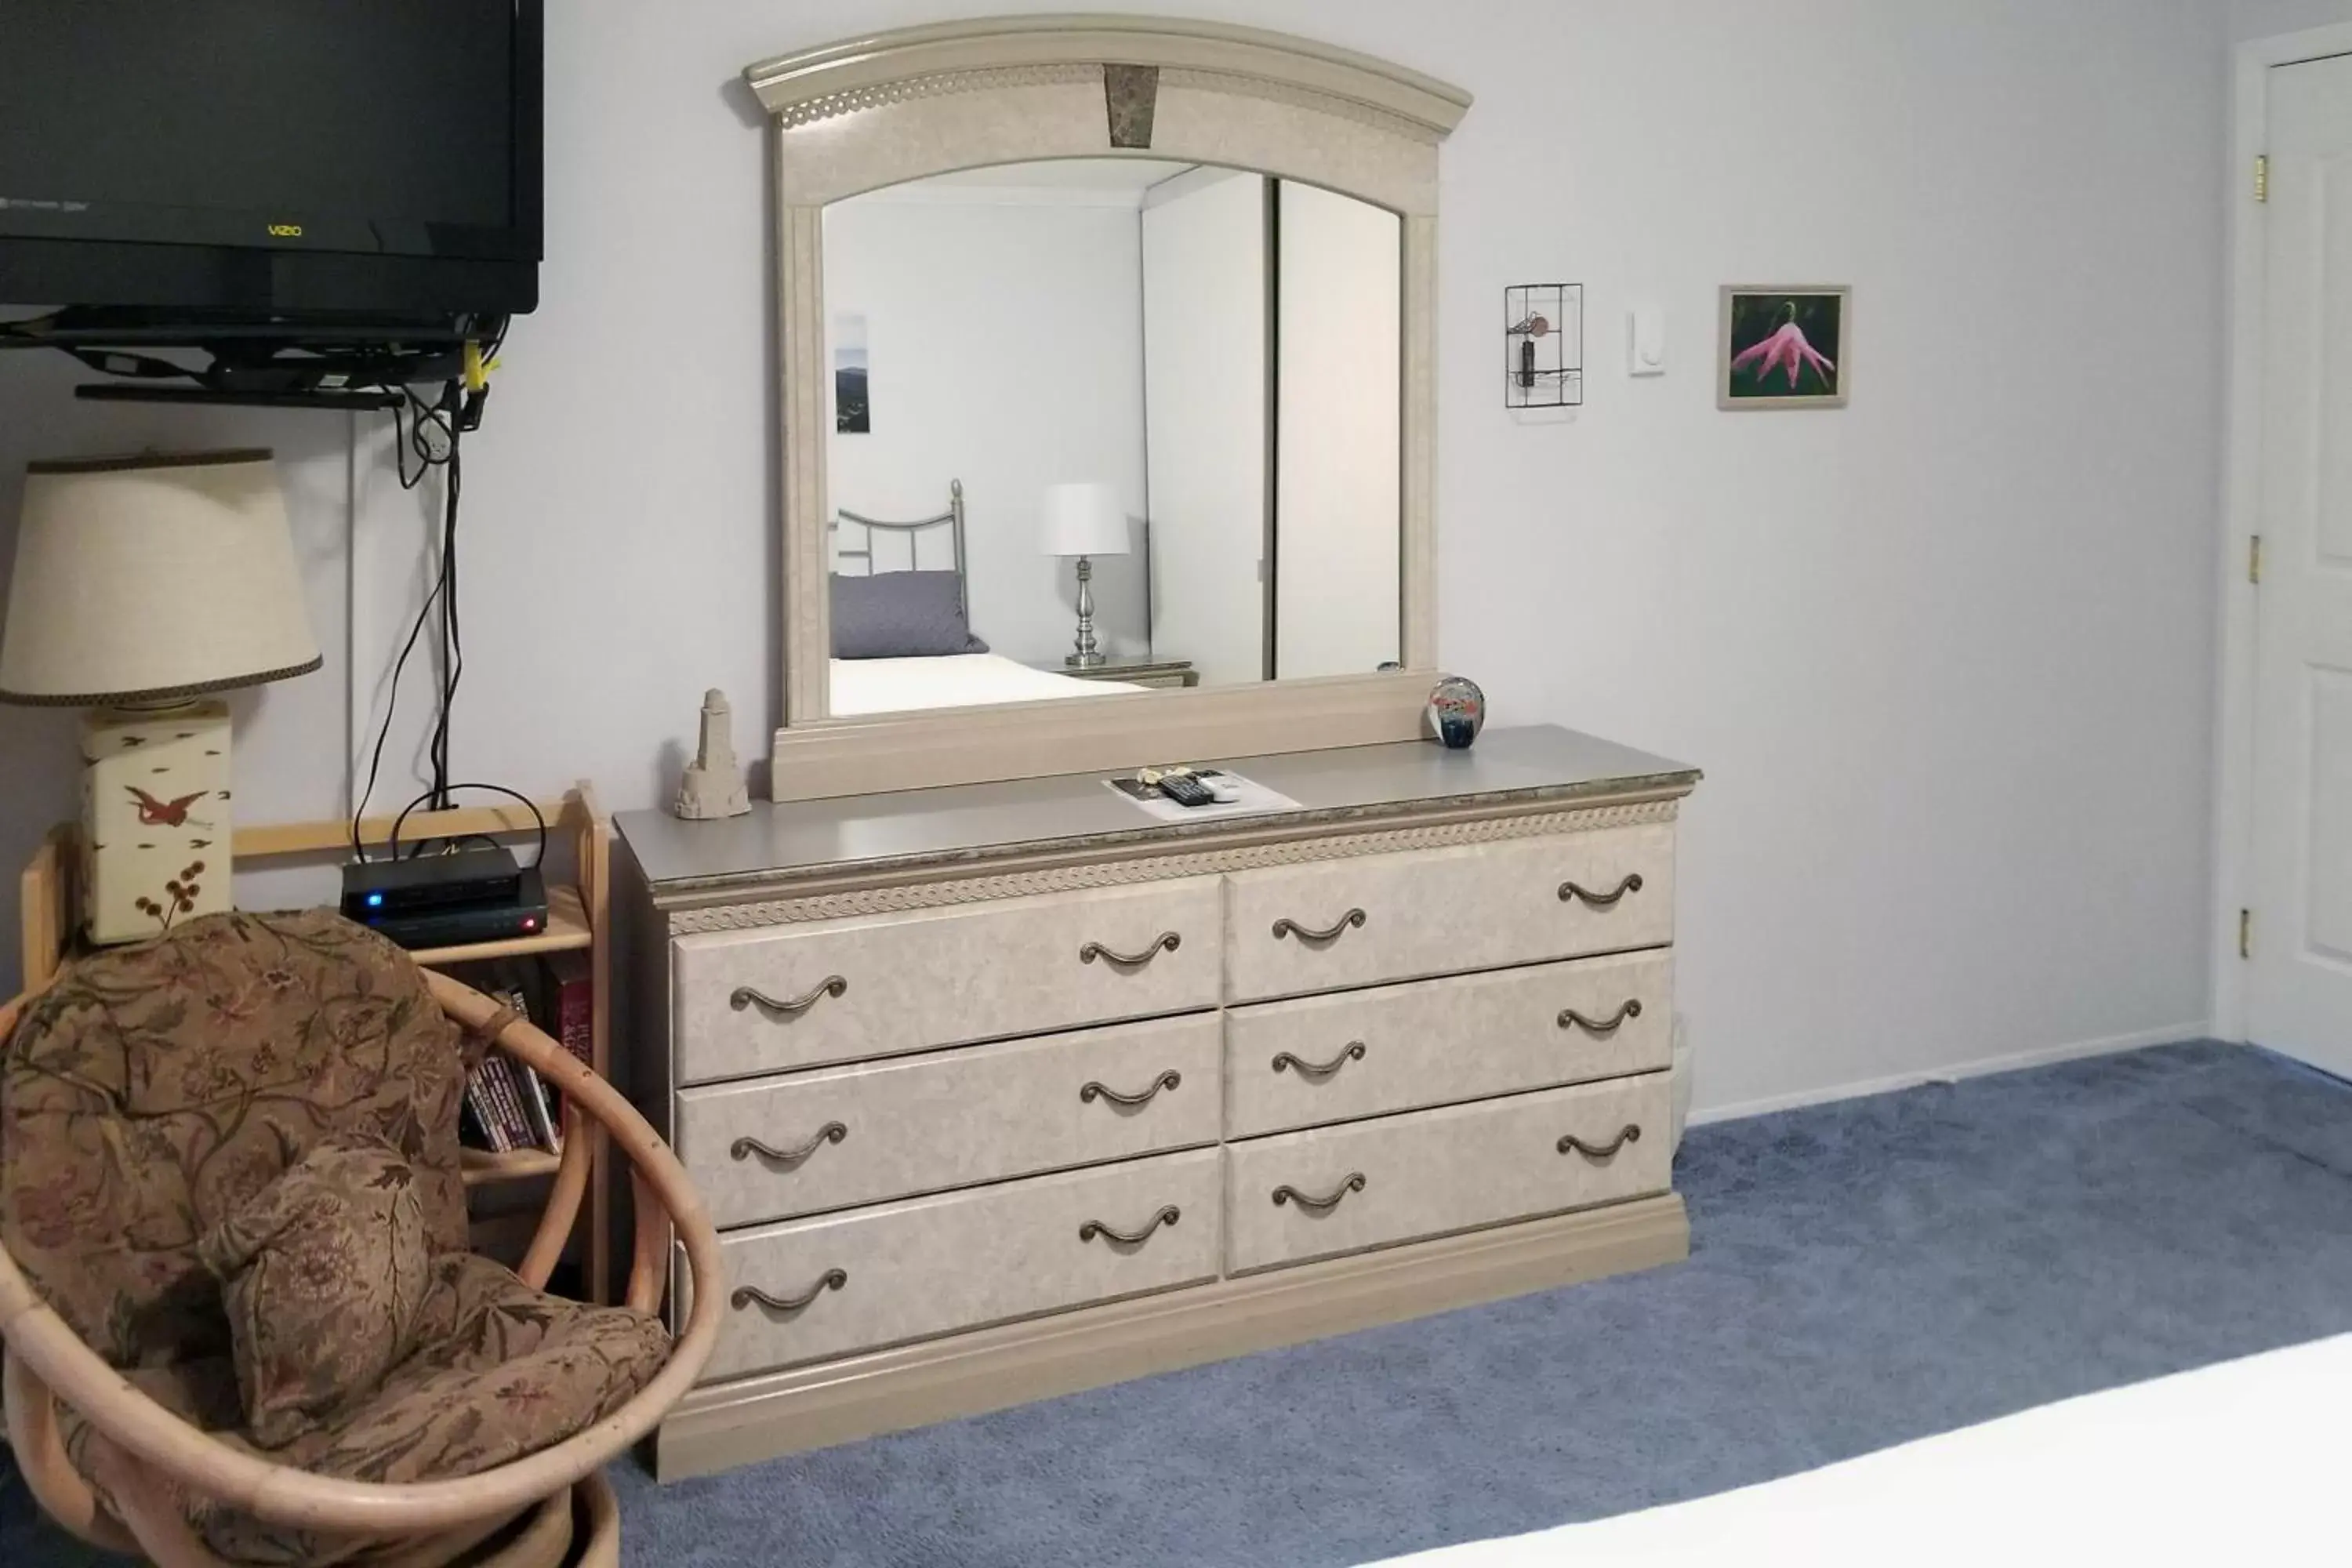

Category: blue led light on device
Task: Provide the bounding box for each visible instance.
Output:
[367,892,384,908]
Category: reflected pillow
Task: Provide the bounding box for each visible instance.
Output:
[832,571,989,659]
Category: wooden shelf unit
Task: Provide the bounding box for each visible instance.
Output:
[411,882,593,967]
[462,1145,566,1189]
[19,785,615,1304]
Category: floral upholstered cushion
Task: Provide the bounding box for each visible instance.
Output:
[287,1253,671,1491]
[59,1254,672,1566]
[0,909,477,1369]
[199,1133,434,1448]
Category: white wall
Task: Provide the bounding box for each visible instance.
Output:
[1276,181,1403,681]
[2233,0,2352,38]
[824,192,1148,666]
[0,0,2230,1121]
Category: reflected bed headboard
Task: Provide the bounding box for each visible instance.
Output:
[831,478,967,616]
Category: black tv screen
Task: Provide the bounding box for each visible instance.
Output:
[0,2,543,321]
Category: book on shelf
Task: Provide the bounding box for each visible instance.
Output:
[538,949,594,1116]
[452,957,564,1158]
[477,1051,536,1155]
[515,1045,561,1153]
[488,960,564,1155]
[462,1069,513,1153]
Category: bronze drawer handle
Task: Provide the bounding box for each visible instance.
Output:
[731,976,848,1017]
[1556,1124,1642,1160]
[1080,1069,1182,1108]
[1558,1000,1643,1035]
[1272,908,1367,943]
[731,1269,847,1314]
[1272,1041,1367,1077]
[731,1122,848,1166]
[1272,1172,1367,1212]
[1079,1205,1181,1246]
[1558,873,1643,908]
[1080,932,1181,967]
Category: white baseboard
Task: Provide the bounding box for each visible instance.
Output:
[1686,1022,2216,1128]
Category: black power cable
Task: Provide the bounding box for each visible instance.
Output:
[430,414,463,810]
[350,379,467,859]
[387,783,548,869]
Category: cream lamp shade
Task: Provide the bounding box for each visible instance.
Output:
[1037,482,1131,558]
[0,450,320,706]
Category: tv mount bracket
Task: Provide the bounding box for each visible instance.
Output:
[0,307,490,413]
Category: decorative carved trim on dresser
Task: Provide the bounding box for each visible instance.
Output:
[765,62,1102,131]
[742,18,1471,143]
[618,726,1700,1479]
[664,798,1683,932]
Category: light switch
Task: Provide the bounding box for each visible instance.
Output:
[1628,308,1666,376]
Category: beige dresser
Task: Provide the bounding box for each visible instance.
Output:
[618,725,1698,1479]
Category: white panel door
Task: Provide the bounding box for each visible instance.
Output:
[2251,55,2352,1071]
[1142,169,1268,686]
[1274,182,1402,679]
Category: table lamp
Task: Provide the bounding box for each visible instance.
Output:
[1039,481,1131,668]
[0,450,319,945]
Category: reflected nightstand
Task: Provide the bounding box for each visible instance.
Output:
[1032,655,1199,689]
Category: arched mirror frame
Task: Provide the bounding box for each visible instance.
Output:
[746,16,1471,800]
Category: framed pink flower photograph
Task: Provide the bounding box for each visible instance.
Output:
[1719,285,1849,409]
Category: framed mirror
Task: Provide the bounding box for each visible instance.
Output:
[744,17,1470,799]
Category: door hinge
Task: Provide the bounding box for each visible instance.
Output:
[2250,534,2263,585]
[2256,154,2270,203]
[2240,908,2252,960]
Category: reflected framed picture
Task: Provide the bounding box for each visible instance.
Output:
[833,312,870,434]
[1719,285,1849,410]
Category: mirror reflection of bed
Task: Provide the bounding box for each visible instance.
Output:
[823,158,1403,720]
[826,481,1154,716]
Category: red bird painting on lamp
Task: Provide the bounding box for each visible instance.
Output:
[127,786,214,829]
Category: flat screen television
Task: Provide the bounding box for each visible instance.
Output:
[0,2,544,325]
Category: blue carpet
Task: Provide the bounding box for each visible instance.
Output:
[10,1040,2352,1566]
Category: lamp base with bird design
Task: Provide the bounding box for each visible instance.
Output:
[80,700,232,945]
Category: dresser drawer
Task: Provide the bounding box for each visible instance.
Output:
[1223,1074,1672,1273]
[677,1014,1223,1228]
[1225,952,1672,1138]
[672,879,1223,1084]
[697,1149,1221,1381]
[1221,828,1673,1003]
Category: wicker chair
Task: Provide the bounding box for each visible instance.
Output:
[0,912,724,1568]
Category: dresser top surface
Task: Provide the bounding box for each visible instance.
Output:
[618,724,1697,895]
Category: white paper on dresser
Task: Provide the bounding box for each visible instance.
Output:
[1104,770,1301,823]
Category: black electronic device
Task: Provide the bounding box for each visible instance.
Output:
[357,879,549,951]
[343,845,524,916]
[0,1,545,325]
[1156,774,1216,808]
[341,847,548,952]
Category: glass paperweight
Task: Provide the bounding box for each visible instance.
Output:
[1426,676,1486,750]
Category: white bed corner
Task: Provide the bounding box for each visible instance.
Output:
[829,653,1143,717]
[1372,1334,2352,1565]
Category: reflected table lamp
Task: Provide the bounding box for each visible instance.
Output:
[1040,481,1130,668]
[0,451,320,945]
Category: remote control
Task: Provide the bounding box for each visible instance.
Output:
[1158,774,1216,808]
